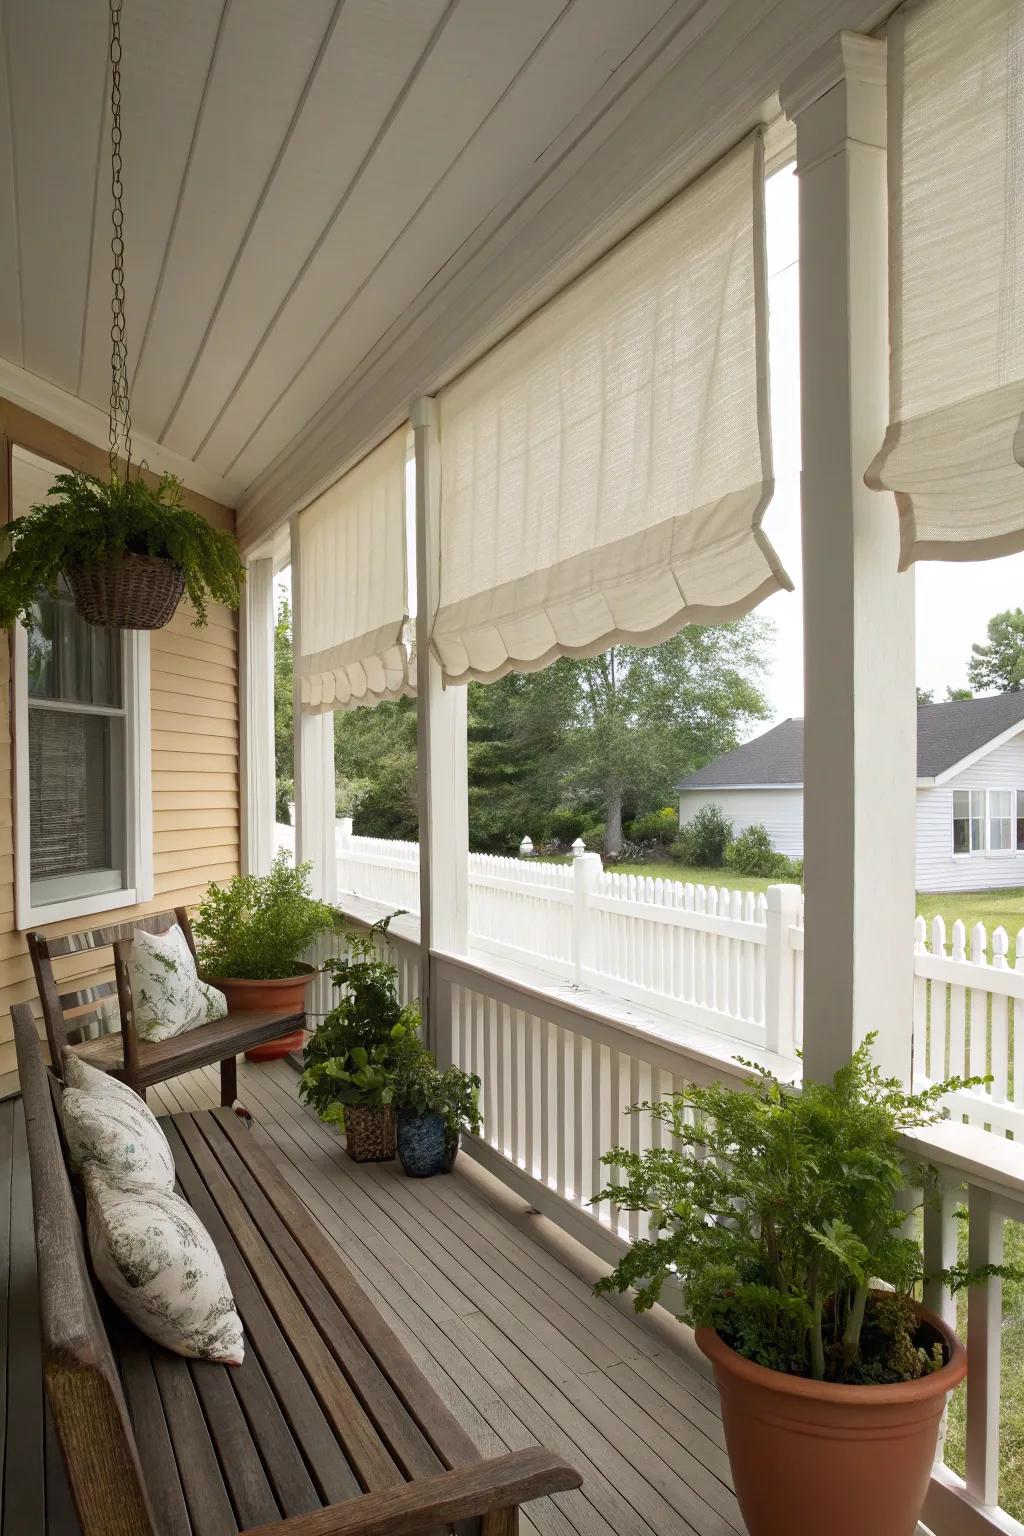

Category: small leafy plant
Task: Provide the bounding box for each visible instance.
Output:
[299,918,425,1129]
[394,1055,483,1147]
[594,1037,1023,1385]
[194,852,338,980]
[724,823,801,880]
[672,803,733,867]
[0,469,245,629]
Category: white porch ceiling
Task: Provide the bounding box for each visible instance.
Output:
[0,0,892,543]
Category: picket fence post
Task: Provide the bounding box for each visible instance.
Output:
[572,839,603,987]
[764,883,803,1057]
[337,816,353,891]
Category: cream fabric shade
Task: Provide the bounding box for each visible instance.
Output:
[430,134,787,686]
[865,0,1024,564]
[296,429,412,712]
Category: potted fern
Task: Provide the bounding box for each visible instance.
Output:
[594,1038,1021,1536]
[193,853,338,1058]
[299,917,425,1162]
[392,1056,482,1176]
[0,469,244,631]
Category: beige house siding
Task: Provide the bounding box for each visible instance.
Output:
[0,398,239,1084]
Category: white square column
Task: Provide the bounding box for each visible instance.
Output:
[412,397,469,1044]
[290,517,337,902]
[239,555,276,877]
[781,33,915,1084]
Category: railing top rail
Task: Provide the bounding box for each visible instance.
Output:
[905,1121,1024,1208]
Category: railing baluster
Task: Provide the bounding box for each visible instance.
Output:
[965,1184,1003,1508]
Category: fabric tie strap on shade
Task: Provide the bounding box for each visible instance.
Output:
[430,132,789,686]
[865,0,1024,565]
[295,428,413,713]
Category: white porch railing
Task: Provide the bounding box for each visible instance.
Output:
[317,906,1024,1536]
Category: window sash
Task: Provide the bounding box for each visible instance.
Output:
[952,789,986,854]
[989,789,1013,851]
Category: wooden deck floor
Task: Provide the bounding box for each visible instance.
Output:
[152,1057,743,1536]
[2,1054,742,1536]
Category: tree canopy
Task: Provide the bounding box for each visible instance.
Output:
[968,609,1024,695]
[276,598,775,855]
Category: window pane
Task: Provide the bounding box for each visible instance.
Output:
[1017,790,1024,851]
[28,710,125,887]
[953,815,969,854]
[971,817,985,852]
[953,790,970,817]
[27,588,120,708]
[991,791,1013,818]
[971,790,986,818]
[991,818,1012,851]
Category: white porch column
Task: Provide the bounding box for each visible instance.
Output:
[289,517,337,901]
[781,33,915,1084]
[238,556,276,876]
[412,397,469,1043]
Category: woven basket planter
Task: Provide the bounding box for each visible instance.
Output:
[344,1105,397,1163]
[66,552,186,630]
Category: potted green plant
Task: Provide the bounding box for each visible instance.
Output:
[593,1037,1022,1536]
[193,853,338,1058]
[299,917,425,1161]
[0,469,245,631]
[392,1056,482,1177]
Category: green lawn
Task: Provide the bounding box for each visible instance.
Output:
[914,886,1024,944]
[600,860,781,894]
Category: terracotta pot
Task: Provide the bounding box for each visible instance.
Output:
[696,1303,966,1536]
[203,965,313,1061]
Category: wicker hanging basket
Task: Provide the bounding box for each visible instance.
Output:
[66,552,186,630]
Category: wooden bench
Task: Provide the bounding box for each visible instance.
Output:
[28,908,306,1106]
[11,1001,581,1535]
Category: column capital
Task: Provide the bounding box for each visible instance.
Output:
[779,30,885,124]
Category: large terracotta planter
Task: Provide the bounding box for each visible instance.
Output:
[696,1303,966,1536]
[205,964,313,1061]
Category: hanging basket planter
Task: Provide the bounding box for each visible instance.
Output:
[66,551,187,630]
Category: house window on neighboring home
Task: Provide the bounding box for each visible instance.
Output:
[988,789,1013,852]
[13,580,153,928]
[952,789,985,854]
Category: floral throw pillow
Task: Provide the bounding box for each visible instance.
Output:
[61,1086,175,1190]
[128,924,227,1043]
[85,1166,244,1364]
[62,1048,144,1108]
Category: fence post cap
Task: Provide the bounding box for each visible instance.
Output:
[519,835,535,857]
[571,837,586,855]
[766,881,802,910]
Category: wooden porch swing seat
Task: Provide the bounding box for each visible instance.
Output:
[11,1001,580,1535]
[27,908,305,1107]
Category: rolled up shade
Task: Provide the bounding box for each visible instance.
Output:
[430,133,787,686]
[865,0,1024,565]
[296,429,412,712]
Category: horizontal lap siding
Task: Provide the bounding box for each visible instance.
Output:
[0,398,239,1083]
[677,787,804,858]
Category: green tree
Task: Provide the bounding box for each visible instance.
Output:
[467,668,576,850]
[968,609,1024,694]
[334,697,419,839]
[945,686,973,701]
[559,619,773,854]
[916,687,934,705]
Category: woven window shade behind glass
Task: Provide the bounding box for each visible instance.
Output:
[28,711,115,878]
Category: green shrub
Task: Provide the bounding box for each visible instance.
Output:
[0,469,244,629]
[546,807,594,844]
[628,807,679,846]
[194,852,338,980]
[672,803,733,867]
[594,1036,1022,1383]
[724,823,796,879]
[299,918,425,1129]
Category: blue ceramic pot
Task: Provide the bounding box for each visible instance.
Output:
[397,1110,458,1177]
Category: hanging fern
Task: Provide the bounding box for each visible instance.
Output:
[0,469,245,629]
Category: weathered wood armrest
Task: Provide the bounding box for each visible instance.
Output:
[244,1448,583,1536]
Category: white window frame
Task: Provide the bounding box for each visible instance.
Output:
[951,788,986,857]
[13,621,153,928]
[987,788,1014,857]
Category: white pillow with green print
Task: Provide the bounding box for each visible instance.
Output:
[60,1084,176,1190]
[128,923,227,1043]
[85,1164,244,1364]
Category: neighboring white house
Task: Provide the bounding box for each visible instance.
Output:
[676,693,1024,893]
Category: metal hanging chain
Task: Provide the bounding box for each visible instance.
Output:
[108,0,132,479]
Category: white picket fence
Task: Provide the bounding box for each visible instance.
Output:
[281,820,1024,1135]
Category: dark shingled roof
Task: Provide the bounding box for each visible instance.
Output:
[675,692,1024,790]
